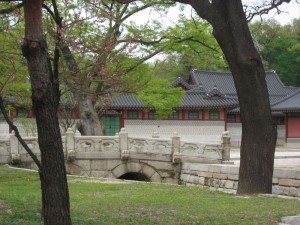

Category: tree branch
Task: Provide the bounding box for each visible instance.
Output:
[0,96,41,169]
[244,0,292,22]
[0,2,23,14]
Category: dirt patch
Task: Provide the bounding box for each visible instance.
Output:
[0,199,13,215]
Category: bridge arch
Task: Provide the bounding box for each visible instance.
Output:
[111,162,162,183]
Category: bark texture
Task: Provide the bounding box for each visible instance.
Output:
[175,0,277,194]
[77,94,103,136]
[61,46,103,136]
[22,1,71,224]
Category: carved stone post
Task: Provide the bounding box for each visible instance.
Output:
[172,132,181,163]
[66,128,76,161]
[10,131,20,164]
[119,128,129,161]
[222,131,231,161]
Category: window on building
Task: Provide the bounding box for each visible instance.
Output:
[209,110,219,120]
[169,111,178,120]
[227,114,236,123]
[189,111,198,120]
[128,110,138,119]
[18,108,28,117]
[148,110,156,119]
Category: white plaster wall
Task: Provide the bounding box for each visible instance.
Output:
[124,120,225,144]
[227,123,286,147]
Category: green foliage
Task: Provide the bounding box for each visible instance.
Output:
[0,22,31,109]
[261,37,300,86]
[250,19,300,86]
[137,78,185,119]
[1,165,300,225]
[153,17,228,79]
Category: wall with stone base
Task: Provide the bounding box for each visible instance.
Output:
[180,163,300,197]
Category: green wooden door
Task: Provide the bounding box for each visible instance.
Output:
[101,116,120,136]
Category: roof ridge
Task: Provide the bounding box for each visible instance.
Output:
[271,88,300,107]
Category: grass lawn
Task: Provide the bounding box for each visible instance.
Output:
[0,165,299,225]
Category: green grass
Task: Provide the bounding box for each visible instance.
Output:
[0,165,300,225]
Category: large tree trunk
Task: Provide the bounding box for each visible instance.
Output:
[60,46,103,136]
[22,1,71,224]
[77,94,103,136]
[183,0,277,194]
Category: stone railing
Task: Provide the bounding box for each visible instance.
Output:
[0,128,231,165]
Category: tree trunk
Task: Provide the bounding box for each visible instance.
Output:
[188,0,277,194]
[77,94,104,136]
[22,1,71,224]
[60,46,103,136]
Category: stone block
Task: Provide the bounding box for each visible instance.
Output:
[197,171,213,178]
[66,163,86,176]
[107,160,122,170]
[0,156,10,163]
[272,185,283,195]
[199,177,205,185]
[220,180,226,188]
[141,161,173,171]
[225,180,234,189]
[212,179,221,188]
[296,171,300,180]
[281,215,300,225]
[90,170,109,178]
[220,166,230,174]
[208,165,221,173]
[130,153,172,162]
[127,162,142,173]
[141,165,156,178]
[181,163,190,170]
[75,160,91,171]
[282,186,290,196]
[228,166,239,175]
[151,172,162,183]
[20,154,32,162]
[188,175,195,184]
[273,168,297,179]
[289,187,298,197]
[233,181,239,190]
[228,174,239,181]
[0,143,9,155]
[91,160,107,171]
[204,177,213,186]
[278,179,300,187]
[272,178,279,184]
[212,173,228,180]
[156,171,170,178]
[112,163,128,178]
[191,163,210,172]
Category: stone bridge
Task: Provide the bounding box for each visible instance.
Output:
[0,128,230,184]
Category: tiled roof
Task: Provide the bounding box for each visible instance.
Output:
[272,90,300,112]
[109,92,239,110]
[168,77,195,90]
[109,70,299,112]
[180,92,238,109]
[190,69,298,98]
[110,94,144,109]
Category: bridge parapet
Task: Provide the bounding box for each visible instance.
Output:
[1,128,231,183]
[0,128,231,166]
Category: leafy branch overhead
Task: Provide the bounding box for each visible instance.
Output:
[138,79,185,119]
